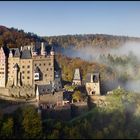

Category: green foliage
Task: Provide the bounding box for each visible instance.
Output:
[64,85,76,91]
[0,118,13,138]
[21,106,42,139]
[0,90,140,139]
[47,129,60,139]
[56,54,115,84]
[72,90,83,102]
[99,52,140,81]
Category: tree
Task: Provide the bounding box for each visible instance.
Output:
[72,90,83,102]
[22,106,42,139]
[47,129,60,139]
[0,118,14,138]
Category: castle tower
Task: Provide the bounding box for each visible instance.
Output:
[20,46,23,52]
[85,73,100,96]
[41,42,47,56]
[18,72,21,86]
[0,47,7,87]
[50,46,55,56]
[9,50,13,58]
[72,68,82,86]
[13,63,19,86]
[32,45,37,57]
[50,46,55,81]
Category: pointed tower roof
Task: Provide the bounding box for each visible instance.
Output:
[34,66,40,73]
[0,47,6,56]
[51,46,54,51]
[21,49,32,59]
[73,68,81,80]
[9,50,13,57]
[32,45,36,52]
[14,48,20,57]
[13,63,19,69]
[50,46,55,55]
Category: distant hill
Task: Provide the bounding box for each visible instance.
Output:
[0,25,45,48]
[1,25,140,50]
[44,34,140,49]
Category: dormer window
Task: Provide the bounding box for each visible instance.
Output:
[34,73,40,80]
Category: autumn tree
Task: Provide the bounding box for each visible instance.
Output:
[21,106,42,139]
[0,118,14,139]
[72,90,83,102]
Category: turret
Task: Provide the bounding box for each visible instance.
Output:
[13,63,19,86]
[50,46,55,56]
[32,45,37,57]
[72,68,81,86]
[0,47,7,87]
[85,73,100,96]
[41,42,47,56]
[9,50,13,58]
[20,46,23,52]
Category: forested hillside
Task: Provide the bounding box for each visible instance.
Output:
[44,34,140,49]
[0,26,45,48]
[1,26,140,93]
[0,88,140,139]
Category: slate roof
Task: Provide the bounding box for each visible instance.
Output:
[13,63,19,69]
[21,49,32,59]
[9,48,20,57]
[34,66,40,73]
[38,84,53,94]
[14,48,20,57]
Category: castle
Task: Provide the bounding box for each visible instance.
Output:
[0,42,62,97]
[85,73,100,95]
[72,68,101,96]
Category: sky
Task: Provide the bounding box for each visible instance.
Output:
[0,1,140,37]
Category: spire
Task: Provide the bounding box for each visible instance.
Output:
[13,63,19,70]
[73,68,81,80]
[0,47,6,57]
[13,63,19,87]
[32,45,37,56]
[72,68,82,86]
[14,48,20,57]
[9,50,13,57]
[50,46,55,56]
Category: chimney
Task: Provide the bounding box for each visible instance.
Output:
[41,42,47,56]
